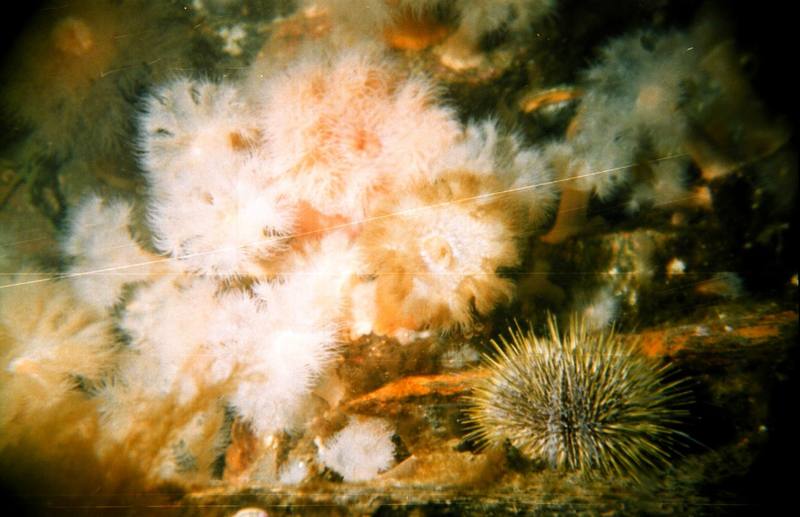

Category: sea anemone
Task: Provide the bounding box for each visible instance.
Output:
[575,288,620,331]
[139,79,293,276]
[359,171,524,335]
[254,46,461,222]
[443,120,557,224]
[466,316,690,479]
[563,29,701,198]
[540,29,702,242]
[434,0,556,70]
[0,276,116,453]
[211,280,339,438]
[145,156,296,276]
[353,119,553,336]
[114,275,220,404]
[305,1,556,69]
[316,416,395,482]
[300,0,453,51]
[139,79,261,188]
[61,194,161,312]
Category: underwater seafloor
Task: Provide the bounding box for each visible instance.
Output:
[0,0,797,515]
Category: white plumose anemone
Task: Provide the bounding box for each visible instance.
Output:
[317,417,395,482]
[62,195,158,312]
[140,79,294,276]
[255,46,461,221]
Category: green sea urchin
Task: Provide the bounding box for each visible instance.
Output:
[466,316,690,479]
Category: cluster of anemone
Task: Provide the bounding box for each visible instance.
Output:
[541,29,702,243]
[2,43,555,486]
[542,16,788,244]
[2,0,787,496]
[131,46,554,335]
